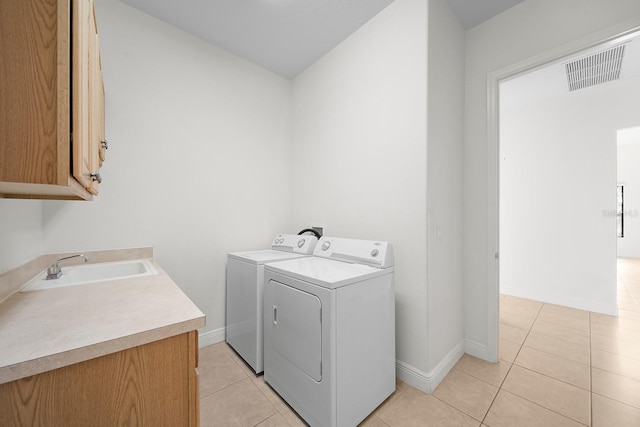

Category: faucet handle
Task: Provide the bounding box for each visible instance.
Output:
[46,254,89,280]
[46,265,62,280]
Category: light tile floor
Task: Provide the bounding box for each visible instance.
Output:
[199,258,640,426]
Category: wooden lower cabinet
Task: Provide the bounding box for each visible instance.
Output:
[0,331,199,426]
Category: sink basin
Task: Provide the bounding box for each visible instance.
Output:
[21,259,158,292]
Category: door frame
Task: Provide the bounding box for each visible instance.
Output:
[485,18,640,363]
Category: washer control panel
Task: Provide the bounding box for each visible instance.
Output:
[272,234,318,254]
[314,236,394,268]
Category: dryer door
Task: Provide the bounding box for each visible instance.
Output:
[266,279,322,381]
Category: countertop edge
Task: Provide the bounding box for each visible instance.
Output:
[0,316,205,385]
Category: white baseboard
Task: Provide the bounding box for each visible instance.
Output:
[198,327,226,348]
[201,327,468,394]
[464,338,490,361]
[500,287,617,316]
[395,340,465,393]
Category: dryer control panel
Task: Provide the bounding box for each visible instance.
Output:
[313,236,394,268]
[272,234,318,254]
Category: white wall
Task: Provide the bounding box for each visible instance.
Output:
[618,126,640,258]
[40,0,293,338]
[291,0,429,375]
[426,0,465,378]
[500,76,640,315]
[290,0,465,390]
[464,0,640,359]
[0,200,43,273]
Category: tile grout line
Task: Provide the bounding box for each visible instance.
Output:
[217,343,302,427]
[480,298,545,425]
[498,302,591,426]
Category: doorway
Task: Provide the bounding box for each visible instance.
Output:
[487,28,640,361]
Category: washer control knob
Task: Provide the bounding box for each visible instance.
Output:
[297,239,305,248]
[371,249,379,257]
[321,241,331,251]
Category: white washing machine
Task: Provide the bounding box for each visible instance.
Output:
[226,234,318,374]
[263,236,395,427]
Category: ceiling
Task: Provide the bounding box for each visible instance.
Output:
[119,0,524,79]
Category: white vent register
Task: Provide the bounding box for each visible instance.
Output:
[565,44,626,92]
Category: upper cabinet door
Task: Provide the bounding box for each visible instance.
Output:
[72,0,92,191]
[0,0,105,200]
[87,4,104,195]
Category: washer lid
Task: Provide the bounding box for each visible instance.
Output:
[265,257,393,289]
[228,250,308,265]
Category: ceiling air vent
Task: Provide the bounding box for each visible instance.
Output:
[565,44,626,92]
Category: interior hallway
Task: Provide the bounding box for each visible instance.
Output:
[197,258,640,426]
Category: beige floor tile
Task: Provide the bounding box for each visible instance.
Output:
[200,377,277,426]
[514,346,590,390]
[370,380,411,415]
[253,376,308,426]
[483,390,584,427]
[227,345,261,378]
[537,305,590,332]
[376,385,479,427]
[359,414,391,426]
[257,413,290,427]
[592,393,640,427]
[591,333,640,360]
[499,323,529,344]
[591,312,640,331]
[277,404,306,427]
[500,309,537,331]
[199,342,230,362]
[523,332,590,365]
[530,319,590,346]
[617,308,640,320]
[592,367,640,409]
[618,296,635,307]
[591,348,640,381]
[618,300,640,312]
[501,295,543,317]
[433,369,498,421]
[499,339,520,363]
[501,365,590,425]
[454,354,512,387]
[252,375,291,414]
[195,259,640,426]
[199,349,248,398]
[591,321,640,341]
[541,303,589,318]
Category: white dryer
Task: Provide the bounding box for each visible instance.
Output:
[226,234,318,374]
[263,237,395,427]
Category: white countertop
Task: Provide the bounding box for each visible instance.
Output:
[0,255,205,384]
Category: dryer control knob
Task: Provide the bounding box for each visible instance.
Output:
[321,241,331,251]
[371,249,379,257]
[297,239,305,248]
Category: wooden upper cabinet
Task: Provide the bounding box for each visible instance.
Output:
[0,0,106,200]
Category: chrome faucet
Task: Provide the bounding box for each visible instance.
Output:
[46,254,89,280]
